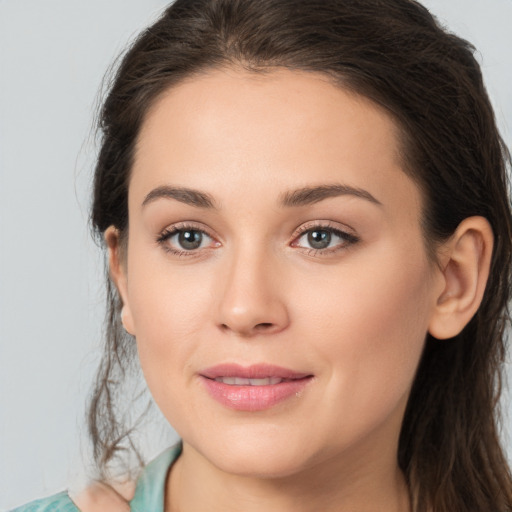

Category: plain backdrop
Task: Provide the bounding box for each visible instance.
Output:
[1,1,511,509]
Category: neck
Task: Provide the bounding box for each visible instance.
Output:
[165,440,411,512]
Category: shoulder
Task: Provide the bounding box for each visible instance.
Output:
[10,483,132,512]
[9,491,79,512]
[10,444,182,512]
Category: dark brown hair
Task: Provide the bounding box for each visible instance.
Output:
[88,1,512,510]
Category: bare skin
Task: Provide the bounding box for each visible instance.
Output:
[103,68,492,512]
[71,480,134,511]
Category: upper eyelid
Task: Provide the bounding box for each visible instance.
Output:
[159,220,355,239]
[292,220,356,238]
[157,224,217,256]
[292,224,359,248]
[161,221,215,236]
[156,223,217,249]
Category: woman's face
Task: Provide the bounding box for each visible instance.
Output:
[115,68,444,478]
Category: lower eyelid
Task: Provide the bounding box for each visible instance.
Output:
[156,223,358,256]
[290,227,359,254]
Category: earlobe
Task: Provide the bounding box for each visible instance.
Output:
[120,307,131,333]
[428,216,493,340]
[105,226,135,336]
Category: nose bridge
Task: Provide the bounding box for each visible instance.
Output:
[216,239,289,336]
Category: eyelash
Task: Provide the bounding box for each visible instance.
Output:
[292,222,360,257]
[156,221,359,258]
[156,222,218,258]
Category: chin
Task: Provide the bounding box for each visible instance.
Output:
[189,427,316,479]
[213,448,311,479]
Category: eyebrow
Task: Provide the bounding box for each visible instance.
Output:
[142,185,217,209]
[279,184,382,207]
[141,183,381,209]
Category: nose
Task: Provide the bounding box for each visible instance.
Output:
[215,246,290,337]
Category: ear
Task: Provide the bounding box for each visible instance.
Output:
[105,226,135,336]
[428,216,493,340]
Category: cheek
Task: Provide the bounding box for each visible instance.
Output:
[127,233,215,334]
[125,254,216,401]
[299,243,433,430]
[125,228,434,448]
[299,239,432,349]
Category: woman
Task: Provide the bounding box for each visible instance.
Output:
[13,0,512,510]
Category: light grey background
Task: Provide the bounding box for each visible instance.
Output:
[1,1,511,509]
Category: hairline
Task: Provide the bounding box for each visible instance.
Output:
[116,62,443,267]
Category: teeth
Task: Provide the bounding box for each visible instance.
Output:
[214,377,283,386]
[215,377,237,385]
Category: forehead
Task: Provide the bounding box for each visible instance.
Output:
[131,67,420,218]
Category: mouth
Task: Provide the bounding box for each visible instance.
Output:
[199,364,314,411]
[212,376,290,386]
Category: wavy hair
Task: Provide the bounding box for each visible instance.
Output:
[88,1,512,510]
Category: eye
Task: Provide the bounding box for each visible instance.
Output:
[291,223,359,255]
[156,223,219,256]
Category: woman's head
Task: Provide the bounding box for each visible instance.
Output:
[88,0,512,510]
[107,66,457,483]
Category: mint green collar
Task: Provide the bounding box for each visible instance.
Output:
[130,443,182,512]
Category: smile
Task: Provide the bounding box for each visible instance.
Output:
[200,364,314,411]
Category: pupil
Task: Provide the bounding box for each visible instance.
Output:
[178,230,202,250]
[308,230,331,249]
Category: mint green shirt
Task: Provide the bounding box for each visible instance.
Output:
[11,444,182,512]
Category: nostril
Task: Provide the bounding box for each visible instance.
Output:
[219,321,276,335]
[255,323,274,330]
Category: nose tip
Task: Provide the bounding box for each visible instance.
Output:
[216,257,290,337]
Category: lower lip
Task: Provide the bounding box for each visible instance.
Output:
[200,377,313,411]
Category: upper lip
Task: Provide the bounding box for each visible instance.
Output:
[200,363,311,380]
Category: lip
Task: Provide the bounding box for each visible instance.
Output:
[199,364,314,411]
